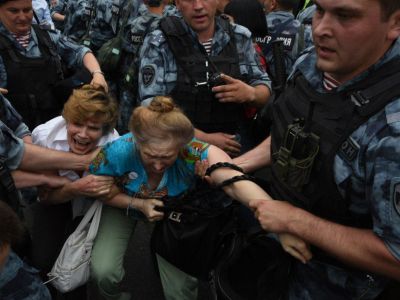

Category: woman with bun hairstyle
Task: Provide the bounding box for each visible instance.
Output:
[87,95,277,300]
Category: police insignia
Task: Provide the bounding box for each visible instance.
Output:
[339,137,359,163]
[142,65,155,86]
[393,183,400,216]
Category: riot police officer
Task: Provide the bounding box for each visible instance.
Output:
[234,0,400,298]
[258,0,313,82]
[117,0,176,133]
[138,0,271,157]
[0,0,107,130]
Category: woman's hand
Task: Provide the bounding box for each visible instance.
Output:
[278,233,312,264]
[140,199,164,222]
[90,73,108,93]
[71,174,114,198]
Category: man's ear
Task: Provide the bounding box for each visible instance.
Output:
[271,0,278,11]
[387,10,400,41]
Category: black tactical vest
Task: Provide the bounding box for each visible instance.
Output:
[161,16,243,134]
[269,61,400,227]
[0,25,64,130]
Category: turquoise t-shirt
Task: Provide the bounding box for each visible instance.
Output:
[89,133,209,198]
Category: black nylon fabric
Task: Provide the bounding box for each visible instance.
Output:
[0,25,63,129]
[269,60,400,227]
[161,16,243,134]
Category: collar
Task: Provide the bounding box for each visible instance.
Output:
[0,23,38,52]
[267,10,295,21]
[293,37,400,93]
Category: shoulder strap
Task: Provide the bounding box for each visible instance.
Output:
[350,60,400,118]
[0,33,22,63]
[160,16,203,82]
[32,24,64,79]
[297,24,305,55]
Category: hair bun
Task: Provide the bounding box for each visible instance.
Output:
[149,96,175,113]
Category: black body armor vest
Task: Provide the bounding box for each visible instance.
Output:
[269,61,400,227]
[0,25,64,129]
[160,16,243,134]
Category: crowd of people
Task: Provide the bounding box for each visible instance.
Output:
[1,0,400,299]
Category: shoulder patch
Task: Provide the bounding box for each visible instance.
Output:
[338,136,359,163]
[149,30,166,45]
[142,65,155,86]
[393,183,400,216]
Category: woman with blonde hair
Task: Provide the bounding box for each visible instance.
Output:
[29,84,119,299]
[88,95,275,300]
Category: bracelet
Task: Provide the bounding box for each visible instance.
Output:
[217,174,256,188]
[91,69,104,76]
[126,197,134,216]
[205,162,244,176]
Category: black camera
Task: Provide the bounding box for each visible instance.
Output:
[208,72,225,88]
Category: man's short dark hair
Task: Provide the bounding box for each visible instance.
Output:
[379,0,400,20]
[0,0,15,6]
[0,201,23,248]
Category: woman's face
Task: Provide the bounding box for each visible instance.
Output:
[139,140,181,175]
[67,119,104,155]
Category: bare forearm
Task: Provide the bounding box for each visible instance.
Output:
[250,84,270,108]
[206,145,273,206]
[233,136,271,173]
[103,193,144,210]
[222,180,273,206]
[83,52,101,74]
[52,12,65,22]
[12,171,49,189]
[288,208,400,280]
[20,143,89,171]
[42,183,75,204]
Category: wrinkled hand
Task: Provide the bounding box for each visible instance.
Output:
[0,88,8,94]
[250,199,296,233]
[140,199,164,222]
[90,73,108,93]
[204,132,241,157]
[99,184,120,202]
[72,175,114,198]
[278,233,312,264]
[212,74,255,104]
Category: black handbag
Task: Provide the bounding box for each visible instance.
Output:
[212,229,293,300]
[151,181,237,280]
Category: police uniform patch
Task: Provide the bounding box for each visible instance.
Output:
[339,136,359,163]
[393,183,400,216]
[142,65,155,86]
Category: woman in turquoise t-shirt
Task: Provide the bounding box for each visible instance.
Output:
[88,96,274,300]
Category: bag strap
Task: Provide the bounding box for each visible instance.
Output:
[32,24,64,80]
[75,200,102,243]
